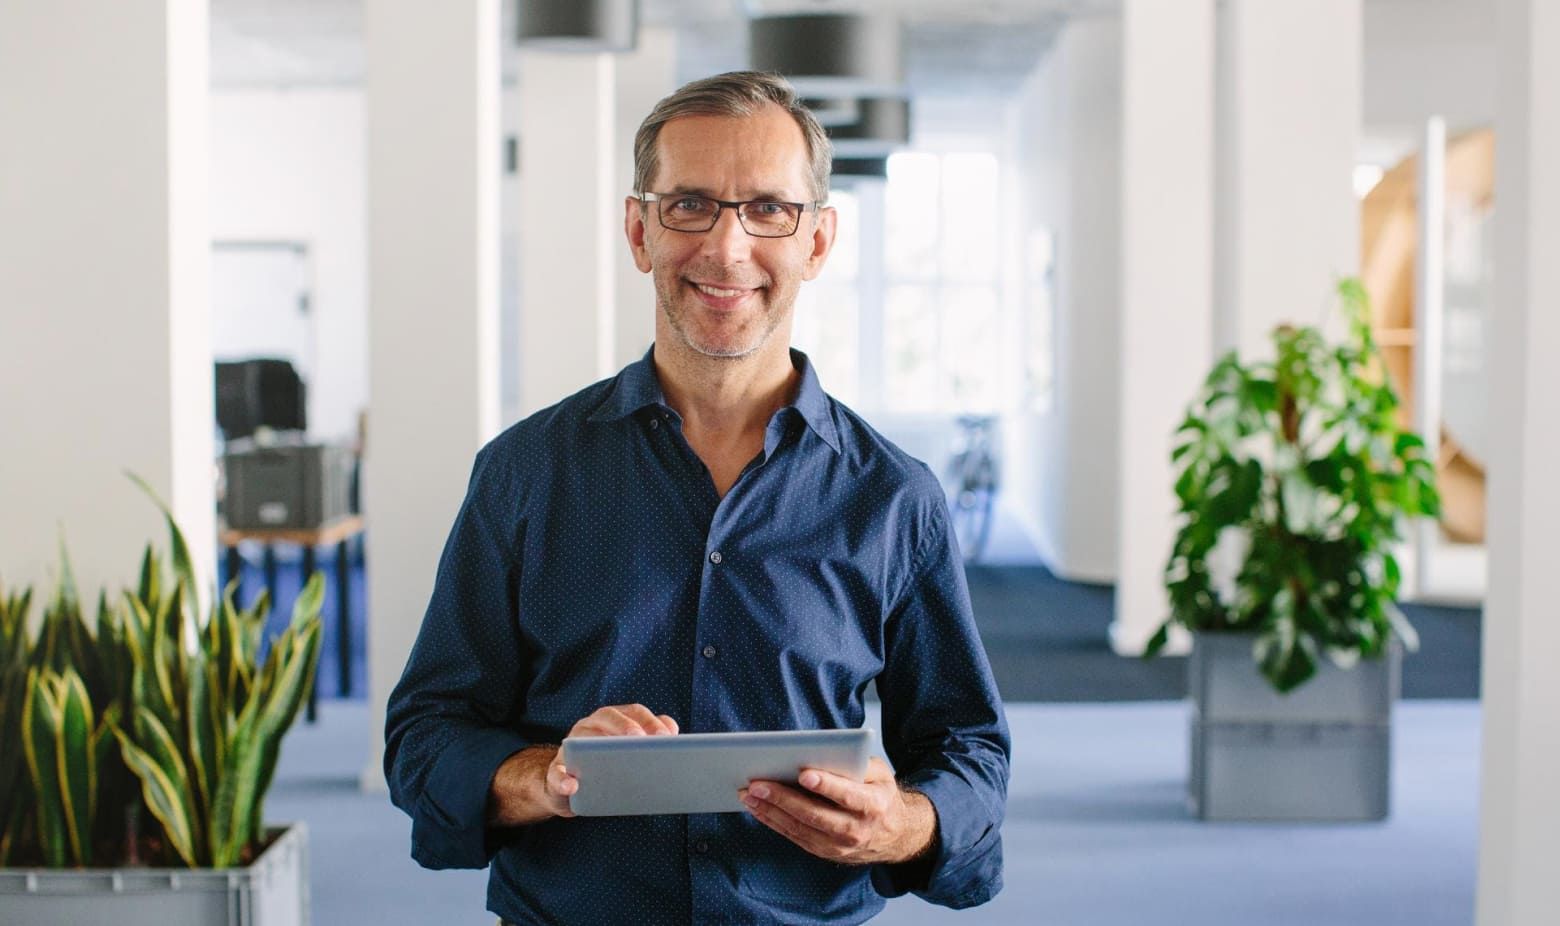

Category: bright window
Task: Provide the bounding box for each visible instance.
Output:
[882,151,1004,413]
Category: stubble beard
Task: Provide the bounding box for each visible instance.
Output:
[656,273,790,361]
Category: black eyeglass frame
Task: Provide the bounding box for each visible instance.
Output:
[637,192,821,239]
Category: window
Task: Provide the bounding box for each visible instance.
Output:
[881,152,1004,413]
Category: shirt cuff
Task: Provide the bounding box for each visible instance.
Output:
[409,727,530,870]
[870,769,1004,908]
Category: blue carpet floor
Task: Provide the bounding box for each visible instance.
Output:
[270,700,1479,926]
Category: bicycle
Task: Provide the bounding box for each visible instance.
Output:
[944,414,1000,563]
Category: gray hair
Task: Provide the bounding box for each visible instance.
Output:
[632,70,832,204]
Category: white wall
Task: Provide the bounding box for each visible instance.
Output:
[1363,0,1497,133]
[210,88,367,444]
[0,0,215,602]
[1007,17,1124,584]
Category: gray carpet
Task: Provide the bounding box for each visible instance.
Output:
[268,700,1479,925]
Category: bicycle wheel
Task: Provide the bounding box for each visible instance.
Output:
[951,484,996,563]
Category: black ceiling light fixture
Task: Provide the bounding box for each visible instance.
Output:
[830,156,889,180]
[517,0,638,53]
[824,97,910,158]
[750,13,904,98]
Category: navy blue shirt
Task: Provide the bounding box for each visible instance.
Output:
[385,349,1010,925]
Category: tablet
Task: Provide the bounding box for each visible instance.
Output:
[560,728,877,817]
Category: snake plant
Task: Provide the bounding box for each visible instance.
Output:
[0,582,35,864]
[2,477,323,869]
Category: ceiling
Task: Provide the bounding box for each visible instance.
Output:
[209,0,1120,97]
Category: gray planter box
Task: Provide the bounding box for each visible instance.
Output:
[1189,634,1399,822]
[0,823,308,926]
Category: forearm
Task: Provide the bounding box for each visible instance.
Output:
[892,788,938,864]
[487,744,565,826]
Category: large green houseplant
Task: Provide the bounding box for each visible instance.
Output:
[0,479,322,871]
[1146,279,1441,692]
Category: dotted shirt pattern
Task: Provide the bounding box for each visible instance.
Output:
[384,348,1011,926]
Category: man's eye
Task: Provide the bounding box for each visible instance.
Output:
[748,202,786,216]
[671,198,712,213]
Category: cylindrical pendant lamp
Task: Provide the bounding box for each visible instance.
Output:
[750,14,903,98]
[825,98,910,158]
[517,0,637,53]
[831,156,889,180]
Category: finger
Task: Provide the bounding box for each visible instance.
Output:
[796,768,874,814]
[547,761,579,796]
[574,705,654,737]
[745,780,856,837]
[740,787,835,857]
[657,714,680,735]
[546,762,578,818]
[610,704,676,735]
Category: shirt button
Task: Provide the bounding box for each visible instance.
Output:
[709,551,723,565]
[702,644,718,659]
[695,840,710,855]
[649,418,659,430]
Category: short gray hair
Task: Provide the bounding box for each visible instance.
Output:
[632,70,832,204]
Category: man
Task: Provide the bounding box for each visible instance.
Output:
[385,71,1010,925]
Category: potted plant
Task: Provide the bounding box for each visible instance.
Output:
[0,480,322,924]
[1145,279,1441,820]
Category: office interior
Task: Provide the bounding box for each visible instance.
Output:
[0,1,1555,923]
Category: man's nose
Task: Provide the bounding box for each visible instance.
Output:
[700,206,753,261]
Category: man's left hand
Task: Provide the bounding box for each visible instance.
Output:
[740,757,937,865]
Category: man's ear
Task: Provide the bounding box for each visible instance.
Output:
[625,196,653,273]
[801,205,838,282]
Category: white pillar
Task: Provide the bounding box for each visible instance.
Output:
[1215,0,1361,356]
[363,0,502,790]
[613,27,678,369]
[1112,0,1214,656]
[0,0,214,602]
[1412,117,1446,599]
[1476,0,1560,921]
[518,53,617,414]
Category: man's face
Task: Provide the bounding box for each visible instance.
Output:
[626,105,836,361]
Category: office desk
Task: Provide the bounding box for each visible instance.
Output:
[221,514,364,722]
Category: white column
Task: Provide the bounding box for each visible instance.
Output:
[1215,0,1361,356]
[1112,0,1214,656]
[613,27,678,369]
[0,0,213,602]
[518,53,617,414]
[1412,117,1446,599]
[363,0,502,790]
[1476,0,1560,921]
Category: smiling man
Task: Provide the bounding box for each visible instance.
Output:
[384,71,1010,926]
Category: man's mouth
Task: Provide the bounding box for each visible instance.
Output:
[693,282,753,298]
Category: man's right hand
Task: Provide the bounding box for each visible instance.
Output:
[486,704,679,827]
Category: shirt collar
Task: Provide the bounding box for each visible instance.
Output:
[588,345,841,454]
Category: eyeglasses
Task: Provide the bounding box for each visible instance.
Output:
[639,192,818,238]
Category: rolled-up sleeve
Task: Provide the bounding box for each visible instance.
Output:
[870,480,1011,908]
[383,446,530,870]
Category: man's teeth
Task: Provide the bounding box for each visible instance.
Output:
[696,283,746,298]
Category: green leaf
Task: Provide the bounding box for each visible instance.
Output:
[23,670,68,867]
[58,670,95,866]
[111,721,198,867]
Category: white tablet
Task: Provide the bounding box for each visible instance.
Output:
[560,728,877,817]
